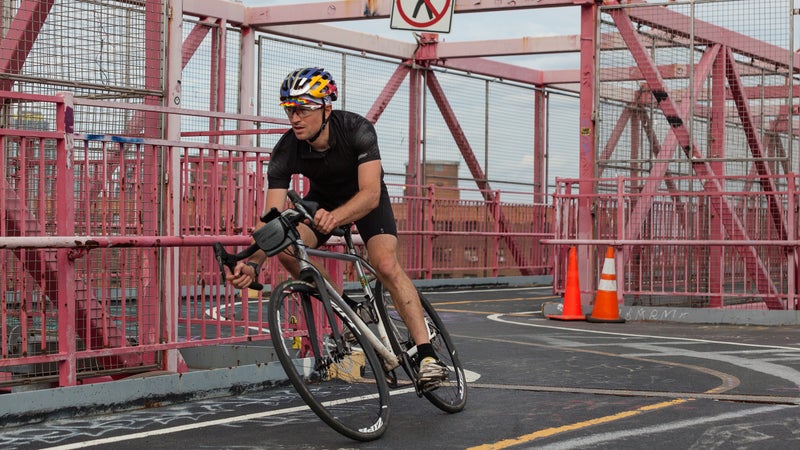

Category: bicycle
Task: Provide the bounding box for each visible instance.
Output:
[213,190,467,441]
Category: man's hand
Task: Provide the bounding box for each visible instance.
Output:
[313,208,341,235]
[225,261,258,289]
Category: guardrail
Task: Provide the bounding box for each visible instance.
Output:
[1,91,548,389]
[548,175,800,310]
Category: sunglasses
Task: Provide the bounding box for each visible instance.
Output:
[283,104,323,118]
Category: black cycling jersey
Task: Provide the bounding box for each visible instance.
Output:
[267,110,397,243]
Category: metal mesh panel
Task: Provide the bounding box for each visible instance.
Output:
[0,0,164,136]
[598,0,794,184]
[255,36,544,200]
[181,20,243,146]
[256,38,343,150]
[547,92,581,186]
[423,71,487,196]
[487,82,536,195]
[555,173,794,308]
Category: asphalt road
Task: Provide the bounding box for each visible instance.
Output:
[3,285,800,449]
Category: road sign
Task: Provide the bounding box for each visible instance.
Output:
[390,0,454,33]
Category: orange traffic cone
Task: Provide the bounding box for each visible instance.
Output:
[547,247,586,321]
[586,246,625,323]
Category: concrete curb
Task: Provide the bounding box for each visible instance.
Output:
[0,362,288,428]
[542,302,800,326]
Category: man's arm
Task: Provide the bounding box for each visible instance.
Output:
[313,160,382,234]
[247,187,289,265]
[224,187,288,287]
[265,187,289,213]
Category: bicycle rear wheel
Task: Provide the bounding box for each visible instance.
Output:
[268,280,390,441]
[375,283,468,413]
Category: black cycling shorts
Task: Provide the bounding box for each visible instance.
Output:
[305,190,397,247]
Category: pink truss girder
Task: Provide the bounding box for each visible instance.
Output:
[607,7,786,308]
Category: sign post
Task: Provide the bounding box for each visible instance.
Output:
[390,0,454,33]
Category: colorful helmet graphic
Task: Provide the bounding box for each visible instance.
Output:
[279,67,338,103]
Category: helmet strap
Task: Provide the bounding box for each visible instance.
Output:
[306,98,329,143]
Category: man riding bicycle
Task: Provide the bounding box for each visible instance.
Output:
[226,66,448,389]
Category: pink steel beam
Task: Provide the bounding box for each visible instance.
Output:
[425,71,533,275]
[621,42,717,236]
[241,0,575,26]
[183,18,216,67]
[608,10,782,307]
[708,50,726,307]
[436,35,582,59]
[365,63,411,124]
[406,66,424,275]
[0,0,56,91]
[624,2,800,71]
[438,57,545,85]
[577,0,598,298]
[533,89,547,203]
[724,46,787,240]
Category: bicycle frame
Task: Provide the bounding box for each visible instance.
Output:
[215,190,466,440]
[294,236,401,371]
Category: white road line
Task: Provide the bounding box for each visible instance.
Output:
[44,388,417,450]
[488,313,800,352]
[491,312,800,389]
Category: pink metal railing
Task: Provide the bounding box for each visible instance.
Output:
[547,175,800,310]
[1,91,548,389]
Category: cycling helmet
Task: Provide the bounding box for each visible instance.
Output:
[279,67,338,104]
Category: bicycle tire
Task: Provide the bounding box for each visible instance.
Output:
[268,280,391,441]
[374,282,468,413]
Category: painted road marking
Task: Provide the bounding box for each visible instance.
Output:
[42,368,481,449]
[467,399,690,450]
[471,311,800,449]
[487,313,800,352]
[536,404,795,450]
[44,388,416,449]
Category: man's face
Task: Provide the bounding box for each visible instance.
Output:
[284,103,328,141]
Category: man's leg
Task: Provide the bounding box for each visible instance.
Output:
[367,234,448,386]
[366,234,429,345]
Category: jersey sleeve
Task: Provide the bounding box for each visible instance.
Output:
[267,133,294,189]
[351,116,381,165]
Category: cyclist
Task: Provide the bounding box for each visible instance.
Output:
[226,67,448,389]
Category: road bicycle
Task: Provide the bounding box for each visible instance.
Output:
[213,190,467,441]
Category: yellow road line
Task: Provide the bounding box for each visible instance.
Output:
[467,398,690,450]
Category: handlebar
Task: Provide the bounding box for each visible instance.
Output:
[213,190,346,292]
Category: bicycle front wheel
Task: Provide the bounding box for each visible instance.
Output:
[376,283,468,413]
[268,280,391,441]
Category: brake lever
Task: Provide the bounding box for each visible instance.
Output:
[287,190,315,224]
[212,242,263,291]
[286,190,345,237]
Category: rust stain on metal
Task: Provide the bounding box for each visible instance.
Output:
[363,0,378,16]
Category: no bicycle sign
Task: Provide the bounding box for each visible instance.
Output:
[390,0,454,33]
